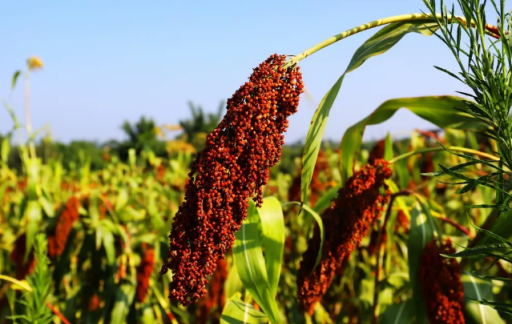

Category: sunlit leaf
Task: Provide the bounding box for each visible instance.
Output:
[340,96,485,183]
[257,197,284,295]
[233,201,280,323]
[220,294,268,324]
[462,272,505,324]
[301,20,444,204]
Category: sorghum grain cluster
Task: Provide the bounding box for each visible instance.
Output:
[136,245,155,303]
[420,239,465,324]
[368,139,385,165]
[11,233,36,279]
[48,196,80,258]
[160,54,303,305]
[297,160,392,314]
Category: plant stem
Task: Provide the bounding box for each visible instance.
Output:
[371,190,411,324]
[46,302,71,324]
[24,72,37,160]
[388,146,499,164]
[286,13,500,67]
[437,216,474,238]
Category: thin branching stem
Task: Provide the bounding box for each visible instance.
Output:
[371,190,412,324]
[285,13,500,67]
[388,145,499,164]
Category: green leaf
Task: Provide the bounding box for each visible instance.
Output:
[312,185,339,214]
[384,132,394,161]
[300,75,343,207]
[97,222,115,265]
[220,294,268,324]
[233,201,280,323]
[224,262,244,300]
[0,275,32,292]
[302,204,325,271]
[1,134,11,163]
[111,280,136,324]
[462,273,505,324]
[340,96,485,182]
[3,101,21,130]
[474,210,512,248]
[381,299,414,324]
[301,20,443,202]
[12,71,21,90]
[442,243,510,259]
[407,201,433,323]
[115,188,129,212]
[25,201,42,262]
[257,197,284,295]
[89,189,101,226]
[38,196,54,218]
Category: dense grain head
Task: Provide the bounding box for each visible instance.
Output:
[10,233,36,279]
[297,160,392,314]
[136,245,155,303]
[160,54,303,305]
[48,196,81,258]
[420,239,465,324]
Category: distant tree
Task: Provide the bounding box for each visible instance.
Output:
[178,101,225,150]
[52,140,105,170]
[117,116,167,160]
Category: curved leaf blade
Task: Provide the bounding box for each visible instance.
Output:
[302,204,325,271]
[340,96,486,182]
[381,299,414,324]
[442,243,510,259]
[462,273,505,324]
[257,197,284,295]
[233,201,280,323]
[221,294,268,324]
[301,20,441,204]
[407,200,433,323]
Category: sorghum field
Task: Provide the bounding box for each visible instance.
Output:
[3,0,512,323]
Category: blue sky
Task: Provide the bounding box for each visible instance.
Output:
[0,0,466,144]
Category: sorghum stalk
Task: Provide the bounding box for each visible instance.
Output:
[285,13,500,68]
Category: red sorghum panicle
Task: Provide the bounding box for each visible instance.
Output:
[368,139,385,165]
[136,245,155,303]
[420,239,465,324]
[88,294,100,311]
[297,160,392,314]
[160,54,303,305]
[48,196,80,258]
[11,233,36,279]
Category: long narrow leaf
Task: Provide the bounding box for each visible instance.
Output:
[301,20,444,203]
[233,201,280,323]
[257,197,285,295]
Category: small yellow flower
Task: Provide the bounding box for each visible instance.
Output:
[27,56,44,71]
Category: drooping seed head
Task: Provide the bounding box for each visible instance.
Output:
[160,54,303,305]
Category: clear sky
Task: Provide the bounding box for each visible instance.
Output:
[1,0,467,144]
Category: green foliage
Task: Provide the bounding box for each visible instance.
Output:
[11,234,53,324]
[233,199,283,323]
[300,17,441,207]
